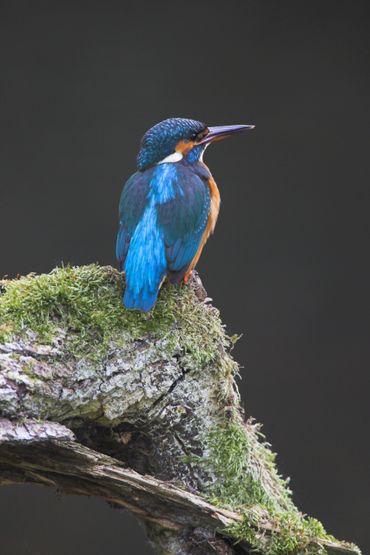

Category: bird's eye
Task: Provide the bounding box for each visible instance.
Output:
[191,128,209,142]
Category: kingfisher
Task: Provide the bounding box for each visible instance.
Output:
[116,117,254,311]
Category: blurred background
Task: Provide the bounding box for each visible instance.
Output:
[0,0,369,553]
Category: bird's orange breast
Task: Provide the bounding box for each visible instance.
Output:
[206,173,221,236]
[184,166,220,282]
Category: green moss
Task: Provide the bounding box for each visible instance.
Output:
[202,420,361,554]
[227,509,331,554]
[205,420,294,512]
[0,264,228,366]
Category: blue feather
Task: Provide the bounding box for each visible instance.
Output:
[116,161,211,310]
[158,164,210,281]
[123,285,159,312]
[123,200,167,311]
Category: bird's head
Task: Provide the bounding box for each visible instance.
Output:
[136,117,254,171]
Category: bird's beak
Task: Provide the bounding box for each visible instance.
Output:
[199,124,255,145]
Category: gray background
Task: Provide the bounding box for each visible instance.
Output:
[0,1,369,553]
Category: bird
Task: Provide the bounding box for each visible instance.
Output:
[116,117,254,311]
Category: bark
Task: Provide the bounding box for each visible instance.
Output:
[0,267,359,555]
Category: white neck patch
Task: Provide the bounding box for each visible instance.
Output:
[199,143,209,162]
[157,151,183,164]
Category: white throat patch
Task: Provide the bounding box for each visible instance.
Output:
[199,143,209,162]
[157,151,183,164]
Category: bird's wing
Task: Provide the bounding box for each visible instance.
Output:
[116,171,151,269]
[157,168,211,282]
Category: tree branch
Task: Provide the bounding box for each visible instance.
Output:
[0,265,361,555]
[0,418,355,555]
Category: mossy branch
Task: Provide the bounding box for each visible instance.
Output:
[0,419,355,555]
[0,265,361,555]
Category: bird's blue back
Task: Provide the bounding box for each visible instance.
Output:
[116,160,211,311]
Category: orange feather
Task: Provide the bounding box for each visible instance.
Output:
[184,167,220,283]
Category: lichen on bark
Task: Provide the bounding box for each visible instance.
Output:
[0,265,361,555]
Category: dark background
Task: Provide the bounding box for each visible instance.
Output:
[0,1,369,553]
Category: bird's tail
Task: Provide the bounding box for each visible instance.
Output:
[123,286,159,312]
[122,216,167,311]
